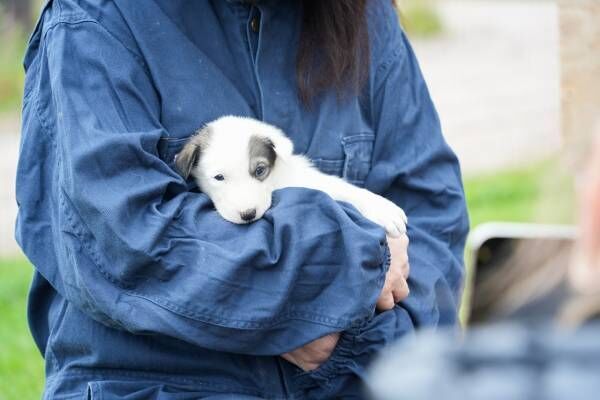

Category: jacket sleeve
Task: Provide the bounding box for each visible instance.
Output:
[294,5,469,397]
[30,19,390,355]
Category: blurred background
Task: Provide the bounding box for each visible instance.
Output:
[0,0,594,398]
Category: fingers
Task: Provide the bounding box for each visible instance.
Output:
[377,266,408,310]
[376,281,409,311]
[282,350,317,371]
[282,352,312,371]
[376,292,395,311]
[402,259,410,280]
[388,260,410,304]
[400,233,409,249]
[314,333,339,357]
[392,276,410,303]
[281,352,295,365]
[376,276,394,311]
[377,233,410,311]
[281,333,341,371]
[388,233,409,251]
[377,278,409,310]
[322,333,340,349]
[388,234,410,274]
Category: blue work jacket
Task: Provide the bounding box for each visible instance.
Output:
[15,0,469,398]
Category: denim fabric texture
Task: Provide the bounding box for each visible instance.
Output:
[16,0,469,398]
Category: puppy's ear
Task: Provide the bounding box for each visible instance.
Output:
[262,126,294,160]
[175,127,211,179]
[175,142,200,180]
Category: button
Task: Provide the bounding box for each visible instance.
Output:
[250,15,260,33]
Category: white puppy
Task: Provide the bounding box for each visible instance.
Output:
[175,116,407,237]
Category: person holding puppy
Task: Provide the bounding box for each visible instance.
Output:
[16,1,468,398]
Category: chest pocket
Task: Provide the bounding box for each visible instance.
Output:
[159,132,376,187]
[312,133,375,187]
[341,134,375,186]
[157,137,190,169]
[157,136,200,191]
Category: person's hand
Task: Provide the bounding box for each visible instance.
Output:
[580,134,600,267]
[281,235,410,371]
[377,234,410,311]
[571,132,600,293]
[281,333,340,372]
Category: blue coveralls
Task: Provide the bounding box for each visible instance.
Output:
[16,0,469,398]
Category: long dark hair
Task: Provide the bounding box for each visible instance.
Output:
[296,0,372,105]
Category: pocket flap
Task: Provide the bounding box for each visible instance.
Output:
[341,134,375,186]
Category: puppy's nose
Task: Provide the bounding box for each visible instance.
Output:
[240,208,257,222]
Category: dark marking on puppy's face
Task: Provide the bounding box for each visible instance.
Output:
[248,135,276,181]
[175,127,213,179]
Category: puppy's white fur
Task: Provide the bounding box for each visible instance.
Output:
[176,116,407,237]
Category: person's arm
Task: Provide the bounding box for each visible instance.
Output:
[282,234,410,371]
[20,16,391,356]
[293,4,469,397]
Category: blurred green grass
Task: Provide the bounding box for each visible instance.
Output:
[398,0,444,38]
[0,159,575,400]
[466,160,575,227]
[0,31,27,116]
[0,258,44,400]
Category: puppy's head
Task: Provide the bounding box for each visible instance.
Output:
[175,116,293,224]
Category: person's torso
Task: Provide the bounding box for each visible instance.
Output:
[20,0,392,398]
[111,0,379,188]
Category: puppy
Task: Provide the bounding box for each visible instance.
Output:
[175,116,407,237]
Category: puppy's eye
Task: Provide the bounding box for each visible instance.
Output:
[255,165,268,178]
[213,174,225,181]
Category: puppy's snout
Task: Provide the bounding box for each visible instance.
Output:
[240,208,257,222]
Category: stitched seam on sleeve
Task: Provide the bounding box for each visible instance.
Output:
[376,45,404,76]
[124,292,364,330]
[373,45,405,96]
[59,189,378,330]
